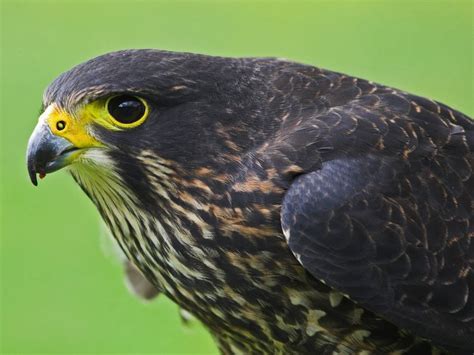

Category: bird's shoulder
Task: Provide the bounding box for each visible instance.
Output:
[265,64,474,350]
[254,62,472,178]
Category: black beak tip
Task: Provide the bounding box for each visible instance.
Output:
[28,163,38,186]
[30,174,38,186]
[27,152,38,186]
[27,121,75,186]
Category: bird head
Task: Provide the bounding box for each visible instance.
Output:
[26,50,276,191]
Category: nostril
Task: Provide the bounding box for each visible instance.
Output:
[56,120,66,131]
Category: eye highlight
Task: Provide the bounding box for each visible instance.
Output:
[106,95,148,127]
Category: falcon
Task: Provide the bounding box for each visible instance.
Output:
[26,50,473,354]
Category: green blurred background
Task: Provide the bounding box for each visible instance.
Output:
[1,0,472,353]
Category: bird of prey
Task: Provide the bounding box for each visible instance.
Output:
[26,50,473,354]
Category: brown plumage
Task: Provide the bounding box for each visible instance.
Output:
[26,50,473,354]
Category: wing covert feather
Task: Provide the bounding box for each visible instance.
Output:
[279,91,474,351]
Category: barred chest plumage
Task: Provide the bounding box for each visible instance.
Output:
[68,149,444,355]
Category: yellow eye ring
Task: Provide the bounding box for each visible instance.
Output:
[106,95,149,128]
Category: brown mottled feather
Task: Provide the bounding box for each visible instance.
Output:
[41,50,473,354]
[279,71,473,351]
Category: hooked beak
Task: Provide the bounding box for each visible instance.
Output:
[26,122,80,186]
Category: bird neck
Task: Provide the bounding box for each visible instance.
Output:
[68,148,299,331]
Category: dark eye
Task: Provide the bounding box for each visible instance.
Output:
[107,95,147,125]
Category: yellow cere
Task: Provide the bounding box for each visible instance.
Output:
[41,97,149,148]
[41,103,102,148]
